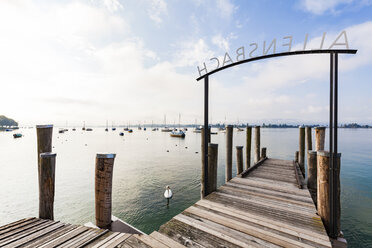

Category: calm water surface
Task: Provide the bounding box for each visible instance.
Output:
[0,128,371,247]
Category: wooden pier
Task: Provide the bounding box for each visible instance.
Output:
[0,157,333,247]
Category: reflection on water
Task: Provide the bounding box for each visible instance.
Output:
[0,128,371,247]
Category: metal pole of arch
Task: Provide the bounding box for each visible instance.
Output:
[202,76,209,198]
[329,52,339,238]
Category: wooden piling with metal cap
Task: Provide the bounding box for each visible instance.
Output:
[236,146,243,175]
[36,125,53,173]
[95,153,116,229]
[317,151,341,235]
[299,126,305,176]
[246,126,252,169]
[261,147,267,159]
[315,127,326,151]
[306,126,312,151]
[307,150,317,205]
[206,143,218,196]
[254,126,260,163]
[201,127,211,198]
[39,152,56,220]
[225,125,233,182]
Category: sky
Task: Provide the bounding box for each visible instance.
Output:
[0,0,372,126]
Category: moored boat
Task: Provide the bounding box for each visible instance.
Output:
[13,133,22,138]
[119,132,124,136]
[171,114,185,138]
[161,127,172,132]
[170,130,185,138]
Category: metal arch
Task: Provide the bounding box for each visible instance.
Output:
[199,48,358,239]
[196,49,357,81]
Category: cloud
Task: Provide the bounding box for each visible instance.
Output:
[174,39,214,67]
[102,0,124,12]
[216,0,237,19]
[298,0,372,14]
[212,34,230,51]
[147,0,167,24]
[300,105,326,114]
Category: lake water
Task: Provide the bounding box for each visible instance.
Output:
[0,127,371,247]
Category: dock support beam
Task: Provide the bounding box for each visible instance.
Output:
[295,151,299,163]
[307,151,317,205]
[236,146,243,175]
[246,126,252,169]
[36,125,53,178]
[39,152,56,220]
[261,147,267,160]
[317,151,341,236]
[315,127,326,151]
[206,143,218,196]
[306,126,312,151]
[299,126,305,176]
[225,125,233,182]
[254,126,260,163]
[95,153,116,229]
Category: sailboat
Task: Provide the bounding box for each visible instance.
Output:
[161,115,172,132]
[193,119,201,133]
[82,121,86,131]
[105,120,108,132]
[124,121,129,131]
[170,114,185,138]
[112,121,116,131]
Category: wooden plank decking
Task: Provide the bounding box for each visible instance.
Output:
[158,158,332,248]
[0,158,332,247]
[0,217,179,247]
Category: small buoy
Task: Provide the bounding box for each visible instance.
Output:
[166,150,169,152]
[175,144,177,146]
[195,152,198,154]
[164,185,173,199]
[85,144,87,146]
[185,147,188,149]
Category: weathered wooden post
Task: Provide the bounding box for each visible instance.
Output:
[317,151,341,235]
[236,146,243,175]
[299,126,305,176]
[254,126,260,163]
[306,126,312,151]
[225,125,233,182]
[39,152,56,220]
[307,151,317,205]
[246,126,252,169]
[95,153,116,228]
[315,127,326,151]
[261,147,267,159]
[36,124,53,173]
[201,127,211,198]
[206,143,218,196]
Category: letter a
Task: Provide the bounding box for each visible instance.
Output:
[329,31,349,49]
